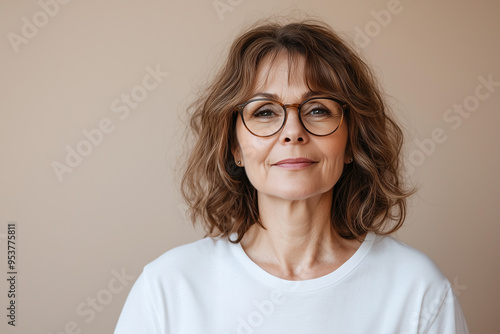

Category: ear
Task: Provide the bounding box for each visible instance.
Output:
[344,131,354,165]
[232,145,243,167]
[230,117,244,167]
[344,140,353,164]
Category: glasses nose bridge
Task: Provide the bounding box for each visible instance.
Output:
[283,102,301,113]
[280,102,305,135]
[282,103,302,123]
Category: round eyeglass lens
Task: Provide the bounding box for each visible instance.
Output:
[241,100,285,136]
[300,98,343,136]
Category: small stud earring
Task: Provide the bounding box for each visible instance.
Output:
[237,160,241,166]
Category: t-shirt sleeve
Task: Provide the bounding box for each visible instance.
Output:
[114,268,163,334]
[424,285,469,334]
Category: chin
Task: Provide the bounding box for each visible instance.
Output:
[263,185,333,202]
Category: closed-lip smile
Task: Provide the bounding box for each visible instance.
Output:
[273,158,317,169]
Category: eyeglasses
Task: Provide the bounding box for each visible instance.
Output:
[234,97,347,137]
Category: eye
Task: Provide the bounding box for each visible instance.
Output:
[253,108,277,118]
[302,99,343,119]
[308,107,332,116]
[303,104,334,118]
[248,102,283,119]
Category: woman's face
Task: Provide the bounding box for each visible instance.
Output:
[233,52,350,201]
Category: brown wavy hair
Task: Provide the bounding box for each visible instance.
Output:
[181,18,413,243]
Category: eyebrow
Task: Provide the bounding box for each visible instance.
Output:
[249,91,324,101]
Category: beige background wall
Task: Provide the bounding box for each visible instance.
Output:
[1,0,499,333]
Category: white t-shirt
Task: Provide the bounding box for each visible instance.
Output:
[114,232,469,334]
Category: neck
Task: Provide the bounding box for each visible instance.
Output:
[240,191,362,280]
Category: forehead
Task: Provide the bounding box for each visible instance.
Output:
[251,51,309,96]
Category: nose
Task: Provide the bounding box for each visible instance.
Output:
[279,105,309,144]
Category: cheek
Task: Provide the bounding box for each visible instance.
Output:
[321,129,348,176]
[235,121,272,165]
[237,142,271,190]
[321,148,345,177]
[240,141,268,164]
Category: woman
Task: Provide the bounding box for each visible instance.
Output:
[114,19,469,333]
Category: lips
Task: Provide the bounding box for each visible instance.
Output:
[273,158,316,169]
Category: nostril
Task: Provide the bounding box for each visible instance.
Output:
[285,137,291,142]
[298,137,303,142]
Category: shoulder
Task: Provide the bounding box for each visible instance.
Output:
[140,236,231,281]
[367,235,469,333]
[368,233,448,284]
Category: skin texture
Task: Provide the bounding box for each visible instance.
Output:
[233,52,363,281]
